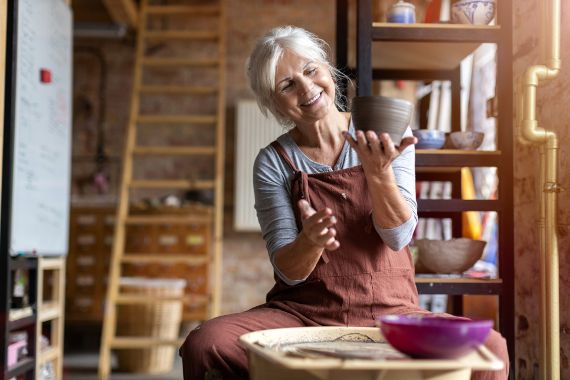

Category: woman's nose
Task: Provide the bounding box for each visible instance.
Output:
[297,76,313,94]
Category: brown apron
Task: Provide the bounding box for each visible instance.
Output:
[265,141,420,326]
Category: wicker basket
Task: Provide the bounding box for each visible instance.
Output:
[116,277,186,374]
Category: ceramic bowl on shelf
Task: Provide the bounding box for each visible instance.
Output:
[449,131,485,150]
[412,129,446,149]
[351,96,414,146]
[377,314,493,358]
[451,0,496,25]
[414,238,486,274]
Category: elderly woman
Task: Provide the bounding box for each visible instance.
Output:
[180,26,509,380]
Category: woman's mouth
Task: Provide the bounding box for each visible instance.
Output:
[301,92,322,107]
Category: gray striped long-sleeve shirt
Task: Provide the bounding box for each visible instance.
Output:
[253,121,417,285]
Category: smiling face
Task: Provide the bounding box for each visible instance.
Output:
[272,49,336,126]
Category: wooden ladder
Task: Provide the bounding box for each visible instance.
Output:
[98,1,226,378]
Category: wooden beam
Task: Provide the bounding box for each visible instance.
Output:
[102,0,138,29]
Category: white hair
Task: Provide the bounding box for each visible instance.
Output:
[246,26,349,128]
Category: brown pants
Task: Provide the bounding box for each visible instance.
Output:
[179,306,509,380]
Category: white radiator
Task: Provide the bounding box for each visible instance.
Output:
[234,100,284,231]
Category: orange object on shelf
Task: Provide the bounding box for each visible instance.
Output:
[461,168,482,240]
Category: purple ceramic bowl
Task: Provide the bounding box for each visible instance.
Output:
[378,315,493,359]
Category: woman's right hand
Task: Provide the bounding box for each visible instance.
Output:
[298,200,340,251]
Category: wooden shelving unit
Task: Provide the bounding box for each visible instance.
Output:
[35,257,66,380]
[1,258,38,380]
[337,0,514,371]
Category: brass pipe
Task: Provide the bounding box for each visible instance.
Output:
[539,145,547,380]
[517,0,562,378]
[544,136,561,379]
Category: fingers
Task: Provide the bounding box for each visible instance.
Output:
[298,199,316,219]
[366,131,382,154]
[324,231,340,250]
[311,223,338,249]
[344,130,398,155]
[380,133,396,157]
[398,136,417,153]
[356,130,368,146]
[298,201,340,250]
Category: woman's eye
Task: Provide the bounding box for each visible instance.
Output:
[306,67,317,75]
[280,82,293,92]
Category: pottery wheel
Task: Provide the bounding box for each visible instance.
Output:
[274,333,408,360]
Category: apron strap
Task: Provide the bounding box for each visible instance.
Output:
[270,141,299,172]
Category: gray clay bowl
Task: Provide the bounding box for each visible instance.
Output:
[351,96,414,146]
[414,238,486,274]
[449,131,485,150]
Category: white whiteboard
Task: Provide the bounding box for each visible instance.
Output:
[10,0,72,255]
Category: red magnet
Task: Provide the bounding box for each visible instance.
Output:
[40,68,52,83]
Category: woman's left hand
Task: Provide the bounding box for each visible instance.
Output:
[343,130,416,178]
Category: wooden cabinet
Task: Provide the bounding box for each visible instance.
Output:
[337,0,514,369]
[66,205,212,323]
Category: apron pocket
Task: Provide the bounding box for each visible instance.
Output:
[371,268,418,317]
[268,278,349,326]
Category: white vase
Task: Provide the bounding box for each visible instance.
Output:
[451,0,496,25]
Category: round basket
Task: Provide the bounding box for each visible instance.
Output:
[116,277,186,374]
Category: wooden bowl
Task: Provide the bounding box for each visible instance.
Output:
[414,238,486,274]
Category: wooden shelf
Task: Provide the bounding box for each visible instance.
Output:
[39,302,61,322]
[370,23,500,70]
[372,23,501,42]
[8,307,36,330]
[418,199,502,212]
[9,256,38,270]
[38,346,59,365]
[415,277,503,295]
[6,357,35,378]
[9,306,33,320]
[416,150,502,167]
[38,256,65,270]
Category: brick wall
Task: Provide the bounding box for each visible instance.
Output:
[71,0,337,315]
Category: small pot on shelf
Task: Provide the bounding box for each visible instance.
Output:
[451,0,496,25]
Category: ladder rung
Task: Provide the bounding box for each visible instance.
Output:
[111,337,185,348]
[130,179,216,189]
[142,58,219,67]
[125,215,212,225]
[116,295,184,303]
[116,294,209,306]
[139,85,217,95]
[132,146,216,155]
[138,114,217,124]
[121,254,209,264]
[143,30,219,40]
[145,5,220,16]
